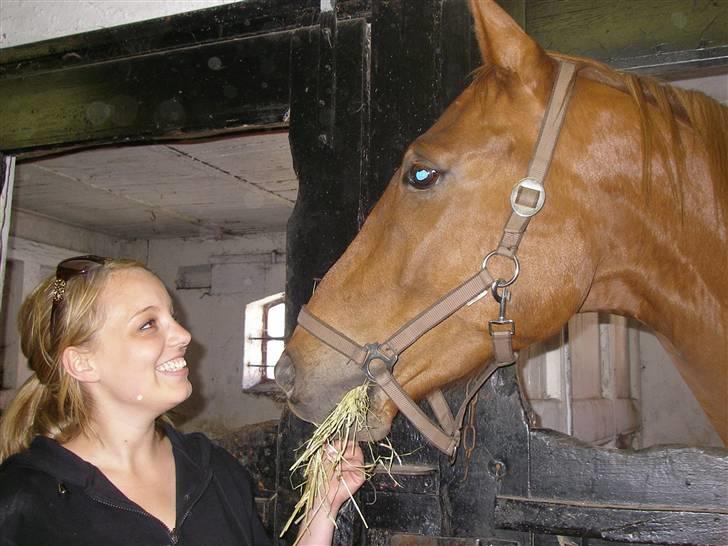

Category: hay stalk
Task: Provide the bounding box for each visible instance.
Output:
[281,384,399,542]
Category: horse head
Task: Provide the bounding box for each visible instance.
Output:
[276,0,728,444]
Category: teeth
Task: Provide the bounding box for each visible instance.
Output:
[156,358,187,372]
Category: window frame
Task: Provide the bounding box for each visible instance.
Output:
[243,292,285,393]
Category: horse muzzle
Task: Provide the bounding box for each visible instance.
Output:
[274,348,370,425]
[274,351,296,396]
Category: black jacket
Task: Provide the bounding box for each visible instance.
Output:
[0,425,271,546]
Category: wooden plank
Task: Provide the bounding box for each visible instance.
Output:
[367,0,474,212]
[0,0,368,74]
[284,17,369,334]
[0,31,294,153]
[569,312,601,399]
[494,495,728,545]
[529,429,728,508]
[390,534,518,546]
[0,155,15,316]
[358,492,444,536]
[0,160,19,411]
[438,365,531,542]
[275,15,370,543]
[524,0,728,76]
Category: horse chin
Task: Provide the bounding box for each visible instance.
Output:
[356,419,392,443]
[286,398,326,426]
[356,386,395,442]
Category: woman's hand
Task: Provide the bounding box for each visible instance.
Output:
[296,440,366,546]
[323,440,365,512]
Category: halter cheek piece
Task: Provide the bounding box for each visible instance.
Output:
[298,60,578,458]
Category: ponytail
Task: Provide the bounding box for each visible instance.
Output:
[0,375,52,462]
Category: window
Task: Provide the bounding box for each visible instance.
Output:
[243,292,285,390]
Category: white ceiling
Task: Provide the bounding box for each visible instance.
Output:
[13,132,297,240]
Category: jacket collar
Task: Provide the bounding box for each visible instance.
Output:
[3,423,213,515]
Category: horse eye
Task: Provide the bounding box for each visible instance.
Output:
[406,165,440,190]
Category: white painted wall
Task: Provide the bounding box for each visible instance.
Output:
[637,329,723,447]
[0,0,242,48]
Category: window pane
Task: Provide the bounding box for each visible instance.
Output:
[267,302,285,337]
[266,340,285,378]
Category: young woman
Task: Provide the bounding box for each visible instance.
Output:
[0,256,364,545]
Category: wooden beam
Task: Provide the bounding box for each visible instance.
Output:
[528,429,728,507]
[284,17,370,335]
[495,495,728,545]
[523,0,728,78]
[0,32,293,153]
[0,0,364,73]
[0,0,372,155]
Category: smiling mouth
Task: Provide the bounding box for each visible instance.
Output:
[155,358,187,373]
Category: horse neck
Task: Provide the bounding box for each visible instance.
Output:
[583,168,727,368]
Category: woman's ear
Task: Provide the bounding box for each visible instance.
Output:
[61,346,99,383]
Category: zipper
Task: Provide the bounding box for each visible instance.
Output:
[173,472,213,541]
[85,460,212,544]
[88,494,181,544]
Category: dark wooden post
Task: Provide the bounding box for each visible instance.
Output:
[284,14,370,336]
[276,6,371,543]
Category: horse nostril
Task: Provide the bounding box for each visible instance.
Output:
[274,352,295,394]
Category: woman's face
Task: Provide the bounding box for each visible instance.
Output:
[84,267,192,420]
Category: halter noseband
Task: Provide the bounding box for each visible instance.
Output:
[297,60,578,458]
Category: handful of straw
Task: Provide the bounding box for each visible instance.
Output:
[281,384,400,542]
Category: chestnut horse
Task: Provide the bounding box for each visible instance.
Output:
[276,0,728,447]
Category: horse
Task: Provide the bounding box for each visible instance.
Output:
[275,0,728,449]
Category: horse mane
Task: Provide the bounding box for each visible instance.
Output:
[473,55,728,221]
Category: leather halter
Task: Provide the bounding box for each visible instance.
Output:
[297,60,578,457]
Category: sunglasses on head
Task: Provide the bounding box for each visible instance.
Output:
[50,255,109,334]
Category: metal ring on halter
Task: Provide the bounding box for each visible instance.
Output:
[362,343,399,382]
[481,251,520,288]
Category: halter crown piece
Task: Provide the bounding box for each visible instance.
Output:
[298,60,578,458]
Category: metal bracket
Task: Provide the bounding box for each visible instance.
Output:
[362,342,399,380]
[489,284,515,335]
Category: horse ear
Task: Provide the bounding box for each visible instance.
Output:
[469,0,553,96]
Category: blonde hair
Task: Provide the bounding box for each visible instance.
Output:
[0,258,146,462]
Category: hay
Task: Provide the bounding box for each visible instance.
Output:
[281,384,400,542]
